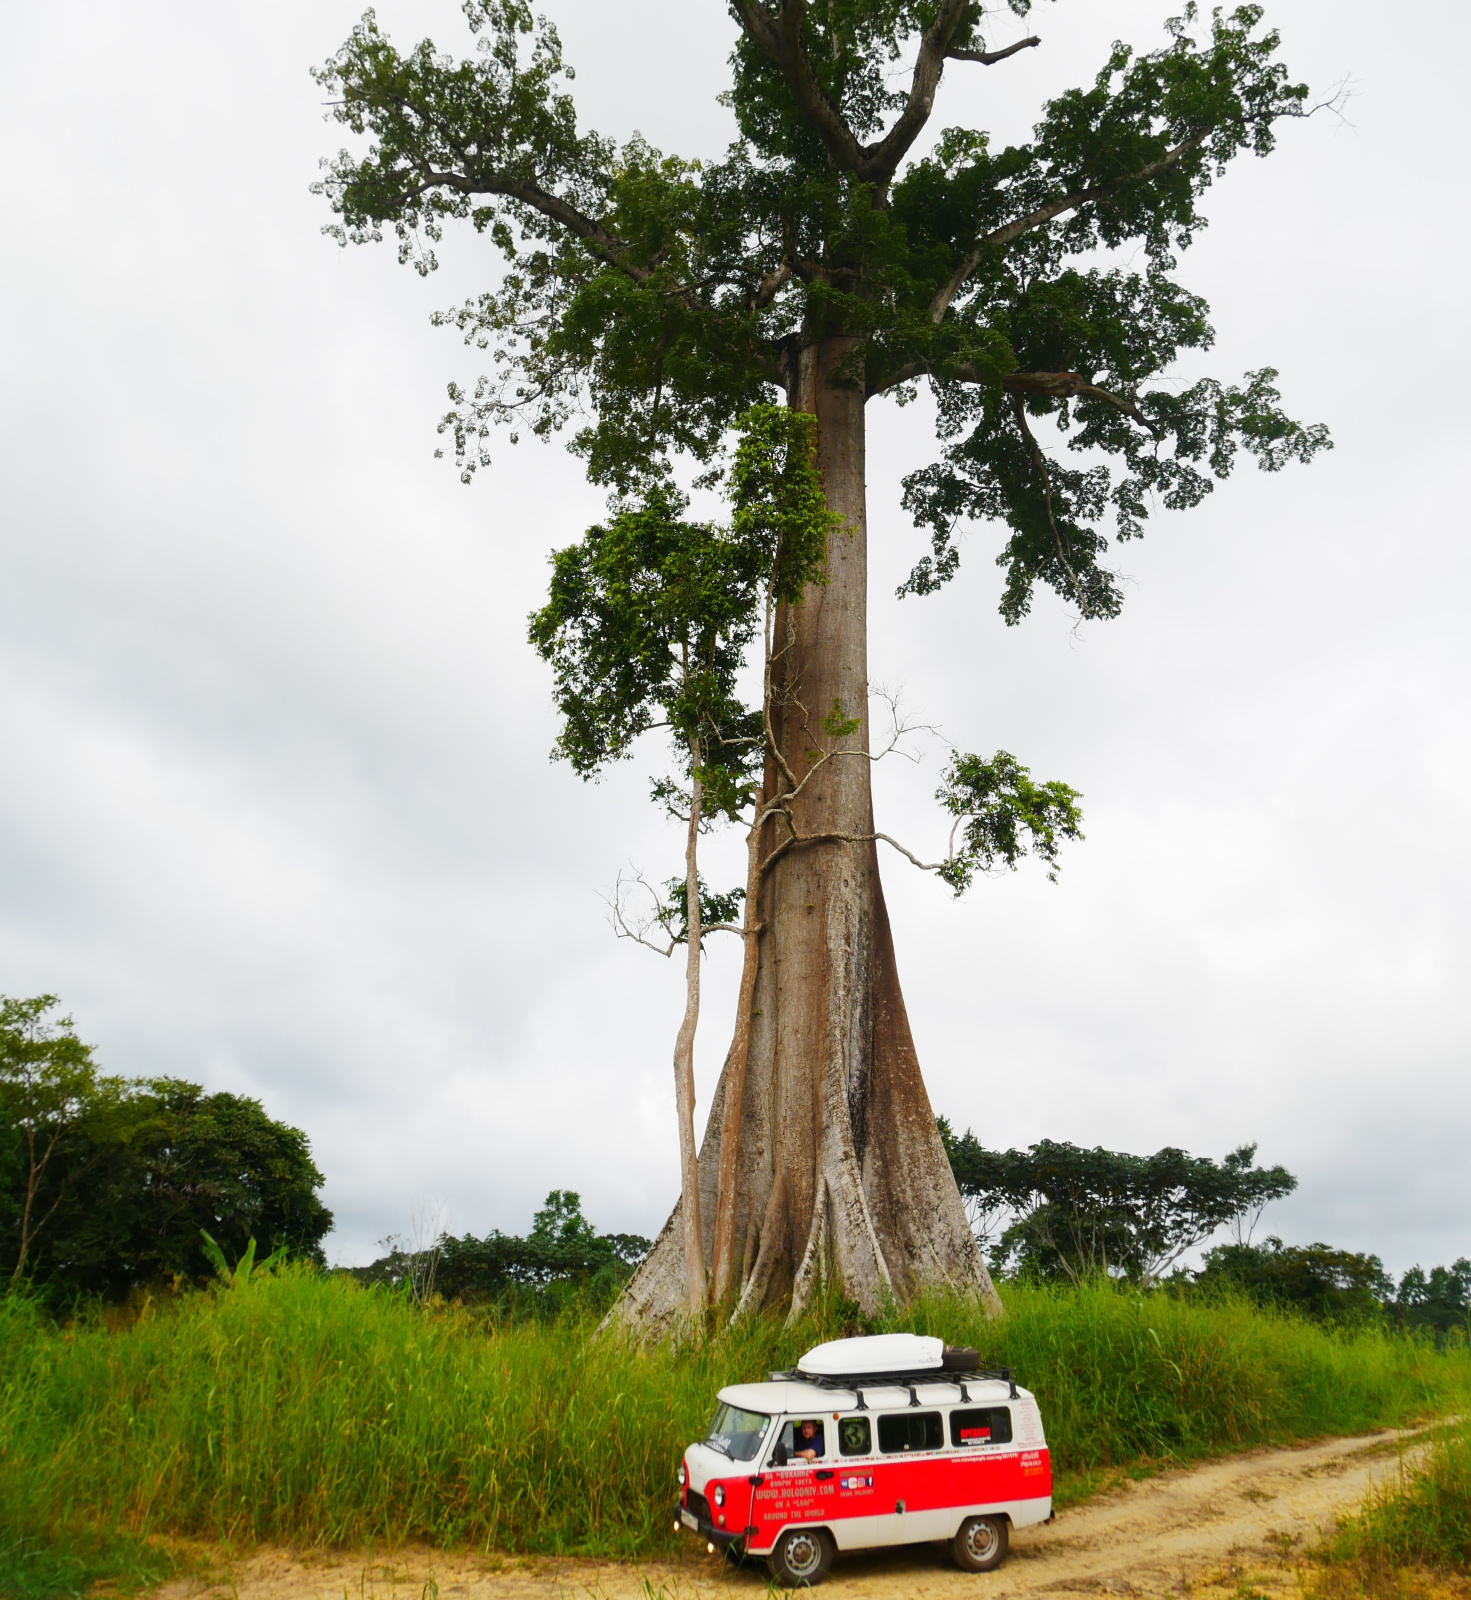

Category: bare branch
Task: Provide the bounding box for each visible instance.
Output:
[947,36,1040,66]
[860,0,972,192]
[759,825,948,879]
[605,868,677,957]
[750,262,793,311]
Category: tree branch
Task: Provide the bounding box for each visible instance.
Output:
[729,0,864,176]
[926,134,1205,321]
[1003,370,1162,437]
[749,261,793,311]
[759,825,949,879]
[870,358,1162,443]
[409,164,650,282]
[1008,391,1083,596]
[860,0,971,192]
[947,36,1040,66]
[730,0,972,197]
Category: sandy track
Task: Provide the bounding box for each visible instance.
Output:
[156,1429,1430,1600]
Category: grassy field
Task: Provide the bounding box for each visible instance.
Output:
[3,1270,1469,1595]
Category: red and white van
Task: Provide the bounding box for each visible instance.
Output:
[676,1333,1051,1585]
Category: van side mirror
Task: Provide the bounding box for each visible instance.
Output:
[772,1442,788,1467]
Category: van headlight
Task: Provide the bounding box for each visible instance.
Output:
[676,1463,686,1487]
[713,1484,725,1507]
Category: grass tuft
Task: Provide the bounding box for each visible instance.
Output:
[1313,1422,1471,1596]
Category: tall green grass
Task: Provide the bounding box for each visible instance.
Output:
[1314,1422,1471,1594]
[2,1269,1467,1565]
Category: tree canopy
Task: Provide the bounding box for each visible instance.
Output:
[315,0,1328,624]
[940,1120,1297,1283]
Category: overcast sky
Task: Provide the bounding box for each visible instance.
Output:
[2,0,1466,1275]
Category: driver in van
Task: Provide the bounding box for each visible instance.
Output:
[792,1418,825,1461]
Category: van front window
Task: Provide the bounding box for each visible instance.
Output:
[705,1404,770,1462]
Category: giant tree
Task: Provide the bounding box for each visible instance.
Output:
[315,0,1329,1329]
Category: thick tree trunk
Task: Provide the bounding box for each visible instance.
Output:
[614,338,1001,1333]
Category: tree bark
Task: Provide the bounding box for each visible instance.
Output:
[613,337,1001,1333]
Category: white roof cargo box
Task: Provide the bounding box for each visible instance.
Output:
[797,1333,945,1376]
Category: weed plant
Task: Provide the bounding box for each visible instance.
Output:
[3,1270,1468,1569]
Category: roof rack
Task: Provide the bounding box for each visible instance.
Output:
[767,1364,1020,1409]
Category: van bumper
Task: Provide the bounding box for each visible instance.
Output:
[676,1504,744,1548]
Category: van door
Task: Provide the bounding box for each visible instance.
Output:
[747,1415,837,1550]
[859,1410,952,1546]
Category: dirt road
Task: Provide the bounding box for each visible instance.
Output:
[157,1429,1428,1600]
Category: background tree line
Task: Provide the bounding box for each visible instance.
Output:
[349,1189,652,1317]
[940,1119,1470,1340]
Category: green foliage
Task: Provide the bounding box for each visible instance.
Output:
[1315,1420,1471,1590]
[315,0,1329,617]
[940,1121,1297,1282]
[198,1231,288,1288]
[657,875,746,941]
[1,995,333,1300]
[2,1275,1465,1562]
[936,749,1084,889]
[528,404,834,815]
[1198,1238,1398,1324]
[0,1521,174,1600]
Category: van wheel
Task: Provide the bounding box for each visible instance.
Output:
[766,1527,834,1586]
[953,1514,1008,1573]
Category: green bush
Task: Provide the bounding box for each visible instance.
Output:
[2,1272,1467,1564]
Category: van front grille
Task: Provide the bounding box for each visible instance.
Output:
[685,1490,711,1524]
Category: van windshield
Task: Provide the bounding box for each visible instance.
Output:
[705,1403,769,1462]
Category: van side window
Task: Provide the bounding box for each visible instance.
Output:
[878,1411,943,1453]
[778,1418,827,1459]
[838,1416,871,1456]
[949,1406,1014,1448]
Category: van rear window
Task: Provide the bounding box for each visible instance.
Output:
[950,1406,1013,1448]
[878,1411,943,1453]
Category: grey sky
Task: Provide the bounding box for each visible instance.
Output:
[1,0,1466,1274]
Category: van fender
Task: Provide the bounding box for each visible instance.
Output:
[743,1519,835,1558]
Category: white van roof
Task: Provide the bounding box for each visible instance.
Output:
[717,1376,1025,1414]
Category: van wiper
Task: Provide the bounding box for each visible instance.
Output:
[705,1437,734,1459]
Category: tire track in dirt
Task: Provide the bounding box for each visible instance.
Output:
[155,1428,1431,1600]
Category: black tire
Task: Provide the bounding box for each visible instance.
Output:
[721,1540,749,1568]
[766,1526,835,1586]
[953,1514,1009,1573]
